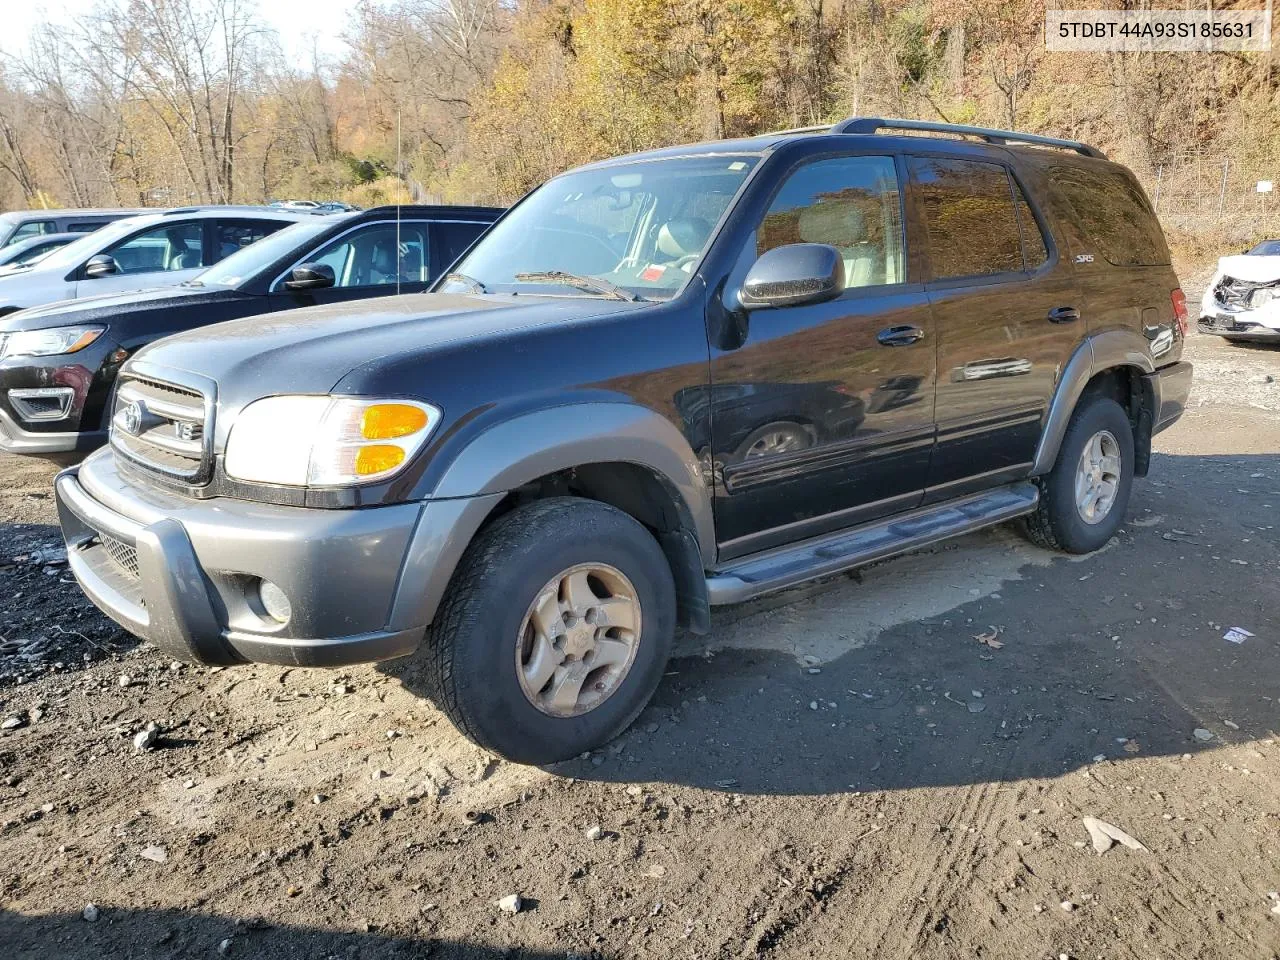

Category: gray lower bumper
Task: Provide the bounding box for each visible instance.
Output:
[0,407,104,457]
[54,450,500,667]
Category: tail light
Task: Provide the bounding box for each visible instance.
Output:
[1171,288,1189,338]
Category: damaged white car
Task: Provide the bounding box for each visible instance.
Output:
[1198,239,1280,343]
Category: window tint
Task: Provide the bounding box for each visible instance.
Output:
[910,158,1025,280]
[104,221,204,274]
[214,219,285,261]
[66,222,104,233]
[298,223,429,288]
[1050,164,1170,266]
[436,222,489,273]
[10,220,57,244]
[757,155,904,288]
[1013,188,1049,270]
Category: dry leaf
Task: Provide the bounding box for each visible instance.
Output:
[973,626,1004,649]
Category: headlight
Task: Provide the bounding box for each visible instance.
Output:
[224,395,441,487]
[2,325,104,358]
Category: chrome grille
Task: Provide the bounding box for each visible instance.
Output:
[110,375,212,483]
[100,533,140,580]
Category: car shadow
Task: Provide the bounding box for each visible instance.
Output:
[0,904,584,960]
[387,450,1279,795]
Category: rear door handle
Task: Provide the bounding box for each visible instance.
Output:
[877,325,925,346]
[1048,306,1080,324]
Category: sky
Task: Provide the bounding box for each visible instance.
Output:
[0,0,357,63]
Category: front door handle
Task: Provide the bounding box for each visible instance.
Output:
[877,325,925,347]
[1048,306,1080,324]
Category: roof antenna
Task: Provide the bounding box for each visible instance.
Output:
[396,108,402,297]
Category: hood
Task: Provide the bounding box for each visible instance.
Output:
[129,292,646,410]
[0,284,215,331]
[1216,254,1280,284]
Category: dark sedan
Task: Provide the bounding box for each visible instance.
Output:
[0,204,502,458]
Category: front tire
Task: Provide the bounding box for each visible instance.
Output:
[1023,395,1134,554]
[423,497,676,764]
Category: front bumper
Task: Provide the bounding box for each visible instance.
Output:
[54,449,501,667]
[0,405,105,456]
[1198,314,1280,342]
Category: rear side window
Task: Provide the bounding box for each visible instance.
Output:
[1049,164,1170,266]
[214,219,286,261]
[66,222,105,233]
[1014,189,1049,270]
[436,222,489,273]
[909,157,1025,280]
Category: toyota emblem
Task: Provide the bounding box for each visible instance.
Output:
[120,400,145,436]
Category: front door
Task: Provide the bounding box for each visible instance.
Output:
[707,154,936,558]
[269,221,434,310]
[906,155,1081,501]
[75,220,207,298]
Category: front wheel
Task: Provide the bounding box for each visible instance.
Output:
[1022,395,1135,554]
[423,497,676,764]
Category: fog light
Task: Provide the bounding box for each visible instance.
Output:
[258,579,292,623]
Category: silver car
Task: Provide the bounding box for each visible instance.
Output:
[0,207,312,315]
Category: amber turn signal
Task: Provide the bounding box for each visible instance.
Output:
[360,403,430,440]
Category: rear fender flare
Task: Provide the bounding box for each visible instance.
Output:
[1031,330,1155,476]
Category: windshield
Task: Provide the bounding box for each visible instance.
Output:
[440,155,760,300]
[1247,239,1280,256]
[193,218,338,287]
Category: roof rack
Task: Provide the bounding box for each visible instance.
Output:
[829,117,1106,159]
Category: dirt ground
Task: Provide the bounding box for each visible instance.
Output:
[1,323,1278,960]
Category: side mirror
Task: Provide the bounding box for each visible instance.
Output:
[284,262,336,291]
[740,243,845,310]
[84,254,120,279]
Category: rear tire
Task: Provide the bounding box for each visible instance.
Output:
[423,497,676,764]
[1023,395,1134,554]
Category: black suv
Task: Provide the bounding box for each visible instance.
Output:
[54,119,1192,764]
[0,205,500,457]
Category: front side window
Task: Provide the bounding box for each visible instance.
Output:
[9,220,57,244]
[909,157,1025,280]
[104,221,204,274]
[297,223,430,288]
[757,155,905,289]
[440,155,759,300]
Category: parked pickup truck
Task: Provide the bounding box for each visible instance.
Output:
[54,118,1193,764]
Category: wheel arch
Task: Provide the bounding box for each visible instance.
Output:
[395,402,715,636]
[1031,330,1158,477]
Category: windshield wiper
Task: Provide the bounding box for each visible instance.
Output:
[513,271,639,302]
[443,272,489,294]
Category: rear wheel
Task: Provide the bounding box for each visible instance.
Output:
[1023,395,1134,554]
[423,497,676,764]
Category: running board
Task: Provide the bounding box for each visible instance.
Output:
[705,481,1039,605]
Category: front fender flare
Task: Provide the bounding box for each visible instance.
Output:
[386,403,716,633]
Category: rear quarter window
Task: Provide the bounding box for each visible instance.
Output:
[1049,163,1170,267]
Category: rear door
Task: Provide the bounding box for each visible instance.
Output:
[909,154,1080,500]
[707,153,936,557]
[268,220,433,309]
